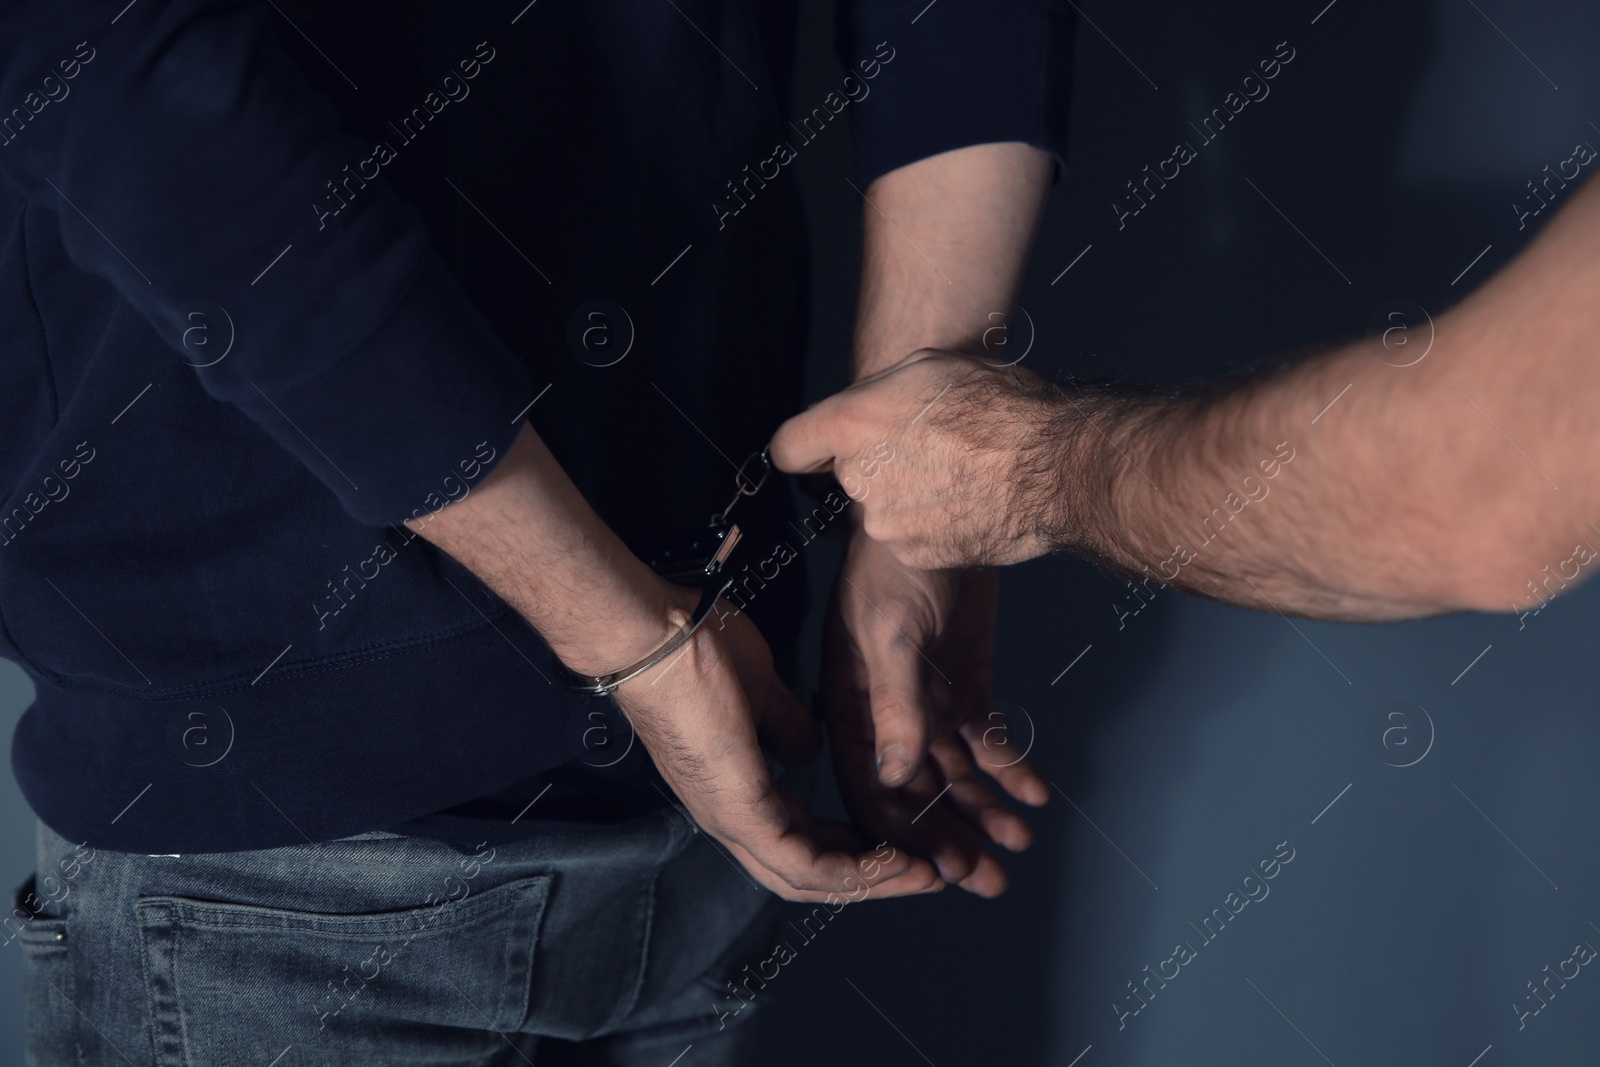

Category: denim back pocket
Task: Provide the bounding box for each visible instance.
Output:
[136,873,552,1066]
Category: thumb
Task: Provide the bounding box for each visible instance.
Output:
[866,643,933,787]
[770,400,843,475]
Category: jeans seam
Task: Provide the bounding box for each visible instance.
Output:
[601,811,686,1035]
[136,902,186,1067]
[613,870,658,1031]
[502,872,553,1031]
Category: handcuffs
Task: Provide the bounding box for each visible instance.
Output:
[560,450,770,696]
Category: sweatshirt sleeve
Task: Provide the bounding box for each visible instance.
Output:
[0,1,531,527]
[836,0,1077,188]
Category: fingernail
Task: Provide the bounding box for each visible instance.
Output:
[876,745,909,785]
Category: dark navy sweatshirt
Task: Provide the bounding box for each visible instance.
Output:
[0,0,1073,853]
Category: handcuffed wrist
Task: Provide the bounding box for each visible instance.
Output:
[545,572,699,681]
[558,581,727,695]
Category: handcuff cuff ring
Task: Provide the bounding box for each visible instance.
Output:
[560,449,770,695]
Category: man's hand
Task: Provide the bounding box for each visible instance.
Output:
[773,350,1065,571]
[798,141,1057,891]
[610,582,941,901]
[409,423,943,902]
[789,175,1600,622]
[821,531,1047,896]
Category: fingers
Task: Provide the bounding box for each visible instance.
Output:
[960,718,1050,807]
[673,757,941,902]
[721,839,942,903]
[921,812,1008,897]
[875,762,1010,897]
[936,573,1049,808]
[770,398,845,476]
[833,537,954,787]
[930,737,1034,853]
[865,642,932,787]
[823,701,1009,897]
[771,349,965,478]
[714,789,945,903]
[826,740,1028,898]
[817,539,1026,895]
[622,619,928,904]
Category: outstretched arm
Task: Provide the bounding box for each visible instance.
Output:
[775,171,1600,621]
[822,142,1053,899]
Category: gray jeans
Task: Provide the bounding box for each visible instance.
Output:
[19,808,778,1066]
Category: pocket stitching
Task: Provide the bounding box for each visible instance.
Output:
[135,873,554,1056]
[134,874,539,937]
[609,871,657,1030]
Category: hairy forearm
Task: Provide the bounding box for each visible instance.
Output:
[776,164,1600,619]
[406,422,688,674]
[1044,176,1600,620]
[853,142,1053,379]
[1043,357,1451,620]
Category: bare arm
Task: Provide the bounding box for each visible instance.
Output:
[822,143,1053,898]
[775,174,1600,622]
[1060,171,1600,620]
[852,142,1053,377]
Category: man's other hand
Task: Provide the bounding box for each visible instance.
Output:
[821,532,1048,897]
[609,583,945,903]
[408,422,943,904]
[771,350,1061,570]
